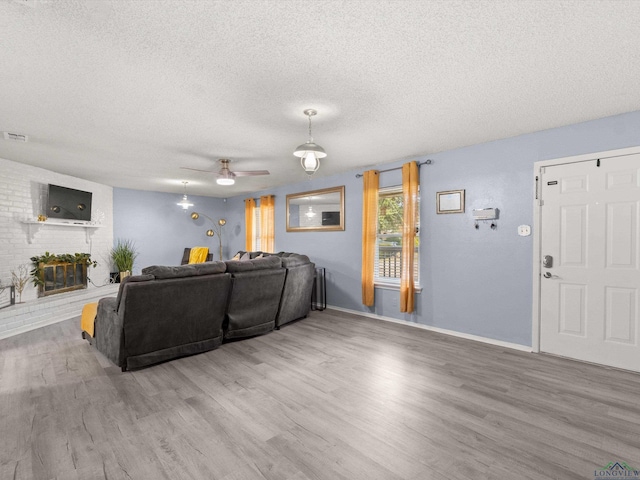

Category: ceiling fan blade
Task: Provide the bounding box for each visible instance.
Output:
[180,167,216,173]
[232,170,270,177]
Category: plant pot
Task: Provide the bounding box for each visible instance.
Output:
[120,270,131,281]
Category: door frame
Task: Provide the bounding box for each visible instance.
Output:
[531,146,640,353]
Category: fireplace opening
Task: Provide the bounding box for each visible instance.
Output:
[39,262,87,296]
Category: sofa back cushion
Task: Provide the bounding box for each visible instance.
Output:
[279,254,311,268]
[120,273,232,359]
[225,255,282,273]
[142,261,227,279]
[115,274,154,311]
[225,267,286,338]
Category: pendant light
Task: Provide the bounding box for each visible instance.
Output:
[305,205,316,218]
[176,181,194,210]
[293,109,326,175]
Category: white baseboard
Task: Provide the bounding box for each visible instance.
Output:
[325,305,533,353]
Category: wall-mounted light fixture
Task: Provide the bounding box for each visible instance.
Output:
[191,212,226,260]
[177,181,194,210]
[293,109,326,176]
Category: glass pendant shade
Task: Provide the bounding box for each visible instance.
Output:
[294,109,326,175]
[177,194,193,210]
[177,181,194,209]
[295,141,326,173]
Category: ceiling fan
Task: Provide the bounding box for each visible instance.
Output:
[181,158,269,186]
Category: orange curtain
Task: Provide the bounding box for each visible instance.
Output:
[400,161,419,313]
[260,195,275,252]
[361,170,379,306]
[244,198,255,251]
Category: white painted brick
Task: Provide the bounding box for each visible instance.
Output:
[0,156,114,332]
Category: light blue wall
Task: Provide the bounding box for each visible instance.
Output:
[113,188,228,273]
[114,110,640,347]
[226,110,640,347]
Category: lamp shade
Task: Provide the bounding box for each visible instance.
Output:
[294,109,326,176]
[295,141,326,174]
[293,141,327,159]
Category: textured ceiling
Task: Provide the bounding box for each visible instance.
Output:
[1,0,640,197]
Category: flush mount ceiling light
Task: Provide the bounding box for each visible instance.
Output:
[293,109,326,176]
[176,181,194,210]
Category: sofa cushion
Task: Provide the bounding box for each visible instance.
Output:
[115,274,154,310]
[225,255,282,273]
[280,254,311,268]
[142,261,227,279]
[233,250,271,260]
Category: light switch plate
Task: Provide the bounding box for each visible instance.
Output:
[518,225,531,236]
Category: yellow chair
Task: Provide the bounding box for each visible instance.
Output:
[181,247,213,264]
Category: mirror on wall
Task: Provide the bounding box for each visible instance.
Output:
[286,186,345,232]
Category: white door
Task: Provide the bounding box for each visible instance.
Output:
[539,153,640,372]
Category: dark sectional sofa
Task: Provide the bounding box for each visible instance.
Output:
[92,252,315,371]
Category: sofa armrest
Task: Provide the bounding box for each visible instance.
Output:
[95,297,125,368]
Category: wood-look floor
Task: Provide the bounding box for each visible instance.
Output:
[1,309,639,480]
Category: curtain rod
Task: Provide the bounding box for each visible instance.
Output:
[355,159,432,178]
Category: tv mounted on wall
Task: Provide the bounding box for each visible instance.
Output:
[47,184,92,222]
[322,211,340,226]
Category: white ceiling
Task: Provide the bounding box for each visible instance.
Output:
[2,0,640,197]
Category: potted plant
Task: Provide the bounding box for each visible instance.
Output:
[110,239,139,282]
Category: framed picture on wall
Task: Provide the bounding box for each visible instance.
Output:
[436,189,465,214]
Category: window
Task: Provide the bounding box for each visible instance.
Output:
[252,206,261,251]
[247,194,274,252]
[375,186,420,286]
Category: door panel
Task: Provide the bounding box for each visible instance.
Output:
[539,153,640,371]
[605,287,636,344]
[560,205,587,266]
[606,202,636,268]
[559,284,587,336]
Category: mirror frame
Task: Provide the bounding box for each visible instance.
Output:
[286,186,345,232]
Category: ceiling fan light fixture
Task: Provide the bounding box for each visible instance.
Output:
[216,174,235,186]
[294,109,326,176]
[216,159,236,185]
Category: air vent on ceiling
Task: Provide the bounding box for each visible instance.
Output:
[3,132,29,142]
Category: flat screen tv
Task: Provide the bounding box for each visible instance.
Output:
[322,211,340,226]
[47,184,92,222]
